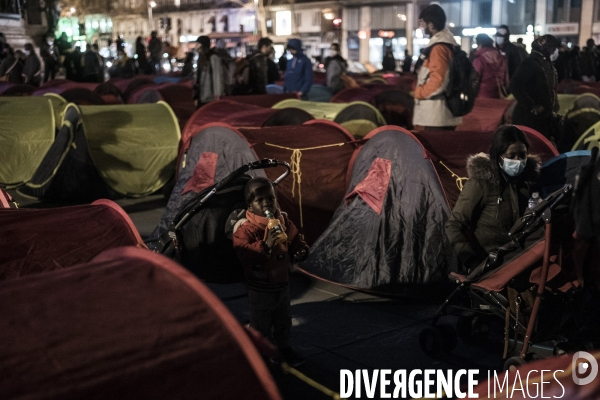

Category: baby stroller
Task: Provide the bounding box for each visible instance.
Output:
[419,184,595,369]
[149,159,290,283]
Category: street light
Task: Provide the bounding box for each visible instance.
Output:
[148,1,157,31]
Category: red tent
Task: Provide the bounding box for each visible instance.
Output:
[223,93,299,108]
[33,85,106,105]
[0,246,282,400]
[456,97,513,131]
[0,199,146,281]
[0,82,36,96]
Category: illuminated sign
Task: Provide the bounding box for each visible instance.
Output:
[378,30,395,38]
[276,11,292,36]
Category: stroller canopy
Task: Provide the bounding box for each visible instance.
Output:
[300,125,559,294]
[540,150,591,196]
[19,102,180,200]
[273,99,386,137]
[300,126,454,294]
[0,96,55,188]
[0,247,281,400]
[0,200,145,281]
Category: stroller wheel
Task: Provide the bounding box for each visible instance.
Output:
[503,356,527,371]
[436,324,458,352]
[456,315,490,344]
[419,328,443,357]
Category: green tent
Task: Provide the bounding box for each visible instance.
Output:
[44,93,70,130]
[272,99,386,137]
[572,119,600,151]
[19,101,181,200]
[0,97,55,188]
[557,94,579,115]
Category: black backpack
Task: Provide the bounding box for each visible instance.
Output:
[425,43,480,117]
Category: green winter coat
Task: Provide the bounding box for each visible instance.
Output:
[445,152,541,270]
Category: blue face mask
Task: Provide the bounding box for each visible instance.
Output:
[500,158,526,177]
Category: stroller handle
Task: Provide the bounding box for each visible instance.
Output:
[247,159,291,185]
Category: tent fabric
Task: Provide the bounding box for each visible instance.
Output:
[307,85,333,102]
[0,246,282,400]
[223,93,298,108]
[0,188,17,208]
[0,96,55,188]
[18,102,180,200]
[0,200,145,282]
[0,83,36,96]
[158,84,196,125]
[127,85,163,104]
[44,93,69,129]
[182,151,219,194]
[560,96,600,153]
[299,126,455,294]
[180,100,313,159]
[557,94,579,115]
[456,97,513,131]
[412,126,559,208]
[344,157,391,214]
[272,99,386,137]
[572,119,600,151]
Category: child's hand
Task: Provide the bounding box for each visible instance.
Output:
[264,227,280,250]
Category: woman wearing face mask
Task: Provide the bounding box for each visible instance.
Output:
[509,35,561,140]
[21,43,42,87]
[446,125,541,272]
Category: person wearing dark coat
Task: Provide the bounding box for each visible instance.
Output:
[324,43,347,94]
[580,38,598,82]
[135,36,148,74]
[82,43,104,83]
[495,25,528,78]
[510,35,560,140]
[108,48,136,79]
[381,46,396,72]
[267,49,280,84]
[247,37,273,94]
[64,46,82,81]
[22,43,41,86]
[446,125,541,272]
[40,33,60,83]
[283,38,312,98]
[148,31,162,74]
[0,46,24,83]
[402,49,412,73]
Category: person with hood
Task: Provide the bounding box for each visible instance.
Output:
[472,33,508,98]
[325,42,347,94]
[381,46,396,72]
[193,35,223,106]
[40,33,60,83]
[446,125,541,272]
[413,4,462,130]
[247,37,273,94]
[510,35,560,140]
[0,46,24,83]
[22,43,41,86]
[283,38,312,98]
[580,38,598,82]
[495,25,528,78]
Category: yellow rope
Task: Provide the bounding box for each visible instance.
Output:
[281,362,341,400]
[438,161,468,192]
[264,142,347,234]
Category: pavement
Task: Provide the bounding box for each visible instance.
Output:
[9,190,504,400]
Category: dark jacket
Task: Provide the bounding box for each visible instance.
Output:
[248,51,268,94]
[325,54,347,93]
[382,53,396,72]
[283,39,312,96]
[22,54,41,86]
[267,58,280,84]
[510,51,559,139]
[445,153,541,270]
[148,37,162,60]
[580,46,598,77]
[136,42,148,72]
[83,50,104,83]
[233,211,306,291]
[500,41,527,78]
[0,55,23,83]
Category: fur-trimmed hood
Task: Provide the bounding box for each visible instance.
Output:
[466,152,541,186]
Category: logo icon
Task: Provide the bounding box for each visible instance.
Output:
[572,351,599,386]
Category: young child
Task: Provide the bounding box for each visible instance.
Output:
[233,177,309,366]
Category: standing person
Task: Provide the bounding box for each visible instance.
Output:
[64,45,82,81]
[246,37,273,94]
[472,33,508,98]
[148,31,162,74]
[278,51,287,73]
[267,48,280,84]
[108,48,136,79]
[82,43,104,83]
[510,35,560,140]
[22,43,42,86]
[494,25,528,79]
[233,177,309,366]
[381,46,396,72]
[283,38,312,98]
[193,35,223,107]
[446,125,540,272]
[580,39,598,82]
[413,4,462,130]
[325,42,347,94]
[135,36,148,74]
[115,34,124,52]
[55,32,71,55]
[40,33,60,83]
[402,49,412,73]
[0,46,24,83]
